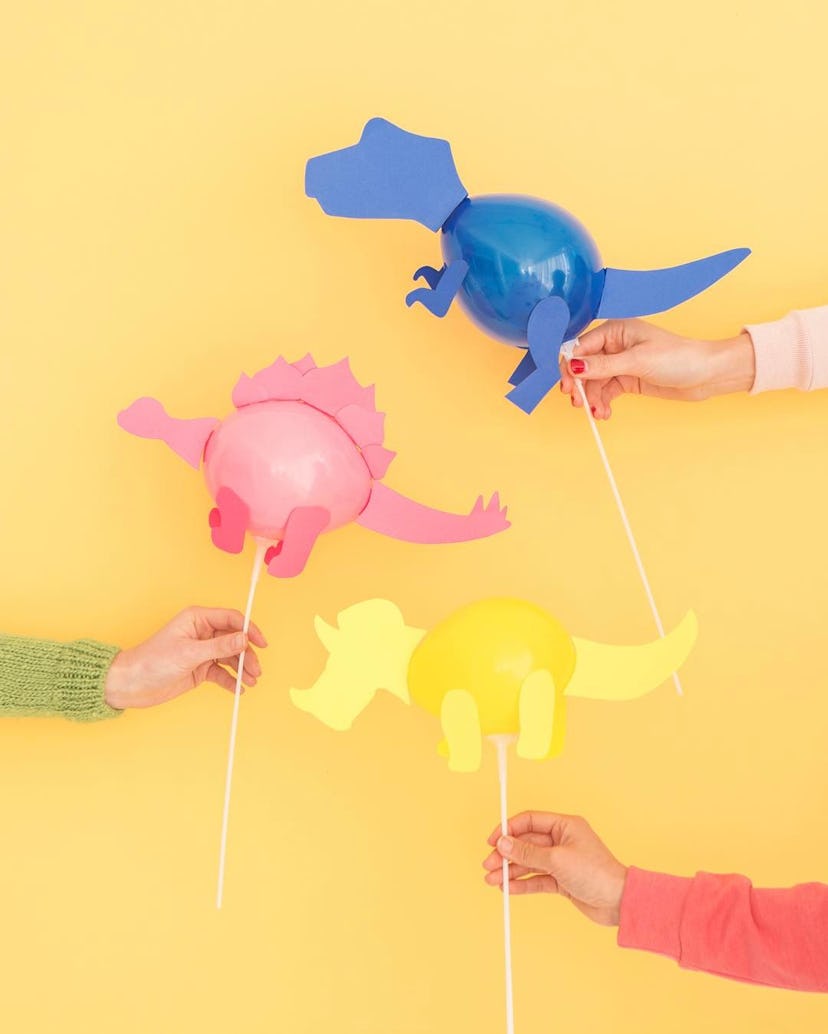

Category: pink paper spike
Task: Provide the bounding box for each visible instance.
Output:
[362,444,396,479]
[337,404,386,448]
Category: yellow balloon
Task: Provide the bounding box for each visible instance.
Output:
[407,598,576,737]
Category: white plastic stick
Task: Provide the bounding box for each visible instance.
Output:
[492,735,515,1034]
[216,540,268,909]
[564,346,682,696]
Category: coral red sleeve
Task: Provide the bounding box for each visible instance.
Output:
[747,306,828,393]
[618,866,828,992]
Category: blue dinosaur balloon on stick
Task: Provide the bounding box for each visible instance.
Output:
[305,117,750,413]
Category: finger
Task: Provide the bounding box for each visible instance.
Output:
[206,663,241,695]
[497,835,557,872]
[488,811,569,845]
[574,319,646,357]
[568,349,640,384]
[483,833,552,870]
[189,609,269,648]
[595,379,626,420]
[582,378,605,417]
[504,875,560,896]
[218,659,258,688]
[485,861,546,884]
[246,622,268,649]
[189,631,248,667]
[219,649,260,685]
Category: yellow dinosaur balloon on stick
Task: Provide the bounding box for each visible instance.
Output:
[291,597,697,772]
[291,596,697,1034]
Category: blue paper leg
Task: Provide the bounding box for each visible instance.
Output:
[508,350,536,386]
[506,296,569,414]
[405,259,469,318]
[412,264,445,289]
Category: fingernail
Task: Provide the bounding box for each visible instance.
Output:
[590,406,596,415]
[570,395,575,406]
[233,633,246,652]
[497,836,513,856]
[570,359,586,375]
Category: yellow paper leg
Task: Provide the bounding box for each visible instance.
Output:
[440,690,482,772]
[516,669,556,760]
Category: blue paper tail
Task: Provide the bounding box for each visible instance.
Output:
[597,248,751,319]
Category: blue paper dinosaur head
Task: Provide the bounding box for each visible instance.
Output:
[305,117,468,233]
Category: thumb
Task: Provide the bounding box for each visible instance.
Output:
[568,349,638,382]
[188,631,247,666]
[498,835,558,874]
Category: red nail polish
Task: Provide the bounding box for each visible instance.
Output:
[591,406,596,415]
[570,359,586,374]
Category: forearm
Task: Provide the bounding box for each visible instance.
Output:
[619,867,828,992]
[0,633,122,721]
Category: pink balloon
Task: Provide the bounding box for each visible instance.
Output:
[203,401,372,540]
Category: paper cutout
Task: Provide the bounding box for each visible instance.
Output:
[413,264,445,289]
[441,690,482,773]
[264,506,330,578]
[506,296,568,414]
[566,611,698,701]
[117,398,219,470]
[119,354,509,575]
[305,117,468,232]
[289,600,425,731]
[516,670,557,760]
[209,486,249,554]
[294,597,696,772]
[307,116,750,413]
[356,484,509,544]
[597,250,752,319]
[405,259,469,317]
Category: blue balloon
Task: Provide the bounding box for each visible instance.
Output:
[440,195,604,346]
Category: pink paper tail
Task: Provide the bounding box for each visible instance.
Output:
[118,397,219,470]
[265,506,330,578]
[355,483,510,544]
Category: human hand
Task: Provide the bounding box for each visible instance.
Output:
[104,607,267,709]
[560,319,755,419]
[483,811,627,926]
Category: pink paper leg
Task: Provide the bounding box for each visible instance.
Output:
[209,487,250,554]
[264,507,329,578]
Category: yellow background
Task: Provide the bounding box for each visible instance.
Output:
[2,2,827,1031]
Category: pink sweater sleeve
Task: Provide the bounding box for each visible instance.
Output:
[747,306,828,394]
[618,867,828,992]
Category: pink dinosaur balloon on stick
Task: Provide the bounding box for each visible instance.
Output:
[118,353,509,906]
[119,354,509,576]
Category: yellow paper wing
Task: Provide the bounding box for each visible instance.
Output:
[565,611,698,701]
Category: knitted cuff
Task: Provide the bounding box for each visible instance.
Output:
[55,640,123,721]
[0,634,122,722]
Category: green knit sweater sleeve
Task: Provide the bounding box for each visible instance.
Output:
[0,634,122,721]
